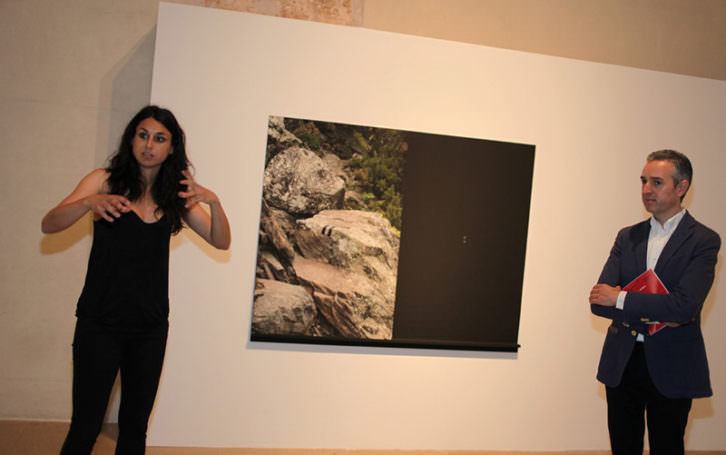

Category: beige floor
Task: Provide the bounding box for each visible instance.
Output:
[2,420,725,455]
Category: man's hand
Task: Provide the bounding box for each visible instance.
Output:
[589,284,621,307]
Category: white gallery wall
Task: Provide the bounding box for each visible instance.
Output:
[143,2,726,450]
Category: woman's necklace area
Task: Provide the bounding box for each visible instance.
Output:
[133,193,160,222]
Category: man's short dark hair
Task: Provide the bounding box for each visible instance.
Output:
[647,149,693,191]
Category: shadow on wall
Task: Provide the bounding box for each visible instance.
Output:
[39,216,93,255]
[95,27,158,169]
[96,25,158,426]
[690,252,720,421]
[39,28,158,256]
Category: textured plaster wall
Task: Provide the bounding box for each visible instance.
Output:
[361,0,726,81]
[204,0,362,25]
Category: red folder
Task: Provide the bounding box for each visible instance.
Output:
[623,269,669,335]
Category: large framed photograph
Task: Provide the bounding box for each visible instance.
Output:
[250,116,534,352]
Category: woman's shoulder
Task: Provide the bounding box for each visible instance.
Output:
[83,168,111,193]
[87,168,110,178]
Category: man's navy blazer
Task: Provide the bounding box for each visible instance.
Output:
[592,211,720,398]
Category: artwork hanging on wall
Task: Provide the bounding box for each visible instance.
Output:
[250,116,535,352]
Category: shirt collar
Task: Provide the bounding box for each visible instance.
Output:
[649,208,686,234]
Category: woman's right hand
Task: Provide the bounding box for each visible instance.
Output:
[84,194,131,222]
[42,169,126,233]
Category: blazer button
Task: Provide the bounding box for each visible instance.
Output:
[631,330,638,337]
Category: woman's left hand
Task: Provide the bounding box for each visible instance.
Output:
[178,170,219,208]
[179,169,231,249]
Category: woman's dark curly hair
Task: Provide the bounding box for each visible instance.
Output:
[106,105,190,234]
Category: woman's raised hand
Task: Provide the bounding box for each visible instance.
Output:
[178,169,230,249]
[178,170,219,208]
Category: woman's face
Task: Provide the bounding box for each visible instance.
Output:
[132,117,173,170]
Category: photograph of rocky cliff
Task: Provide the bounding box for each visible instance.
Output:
[251,116,535,351]
[252,116,405,341]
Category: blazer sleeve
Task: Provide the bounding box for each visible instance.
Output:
[621,227,720,324]
[590,229,626,322]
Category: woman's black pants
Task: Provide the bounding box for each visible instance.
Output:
[60,319,168,455]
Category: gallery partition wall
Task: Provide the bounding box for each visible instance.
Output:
[145,2,726,451]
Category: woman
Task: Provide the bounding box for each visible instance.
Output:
[42,105,231,454]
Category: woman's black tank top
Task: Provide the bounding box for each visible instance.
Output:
[76,211,172,328]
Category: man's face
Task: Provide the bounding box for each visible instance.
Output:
[640,160,688,222]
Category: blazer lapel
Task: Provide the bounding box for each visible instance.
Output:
[655,211,695,274]
[632,220,650,272]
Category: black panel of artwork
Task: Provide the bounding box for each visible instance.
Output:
[392,133,534,351]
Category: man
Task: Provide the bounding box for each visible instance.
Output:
[590,150,720,454]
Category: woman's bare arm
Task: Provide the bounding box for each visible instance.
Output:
[41,169,131,233]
